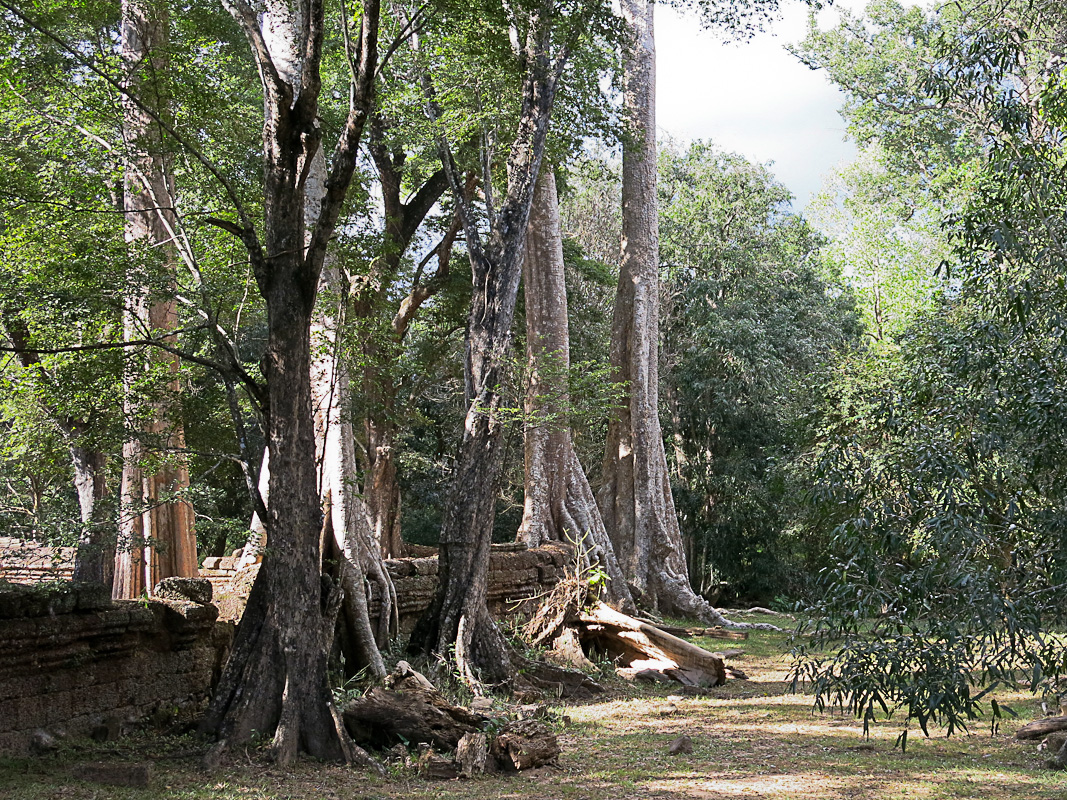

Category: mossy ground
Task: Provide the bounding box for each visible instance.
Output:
[3,612,1065,799]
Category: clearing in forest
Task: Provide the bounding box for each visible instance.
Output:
[2,612,1064,800]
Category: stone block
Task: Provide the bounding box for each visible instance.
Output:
[153,577,212,605]
[411,557,439,577]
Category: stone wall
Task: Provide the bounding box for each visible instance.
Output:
[0,580,232,756]
[211,542,574,632]
[0,540,573,756]
[0,537,75,584]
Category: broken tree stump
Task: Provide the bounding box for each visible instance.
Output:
[342,687,486,751]
[491,719,560,771]
[579,602,726,687]
[456,732,488,777]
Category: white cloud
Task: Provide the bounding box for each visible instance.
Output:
[657,0,869,210]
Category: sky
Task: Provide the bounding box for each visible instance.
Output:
[657,0,869,210]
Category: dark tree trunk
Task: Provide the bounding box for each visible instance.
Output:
[408,9,565,687]
[519,169,634,611]
[201,0,383,765]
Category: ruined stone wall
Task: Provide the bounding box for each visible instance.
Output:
[0,580,231,756]
[0,537,74,584]
[211,542,574,631]
[376,542,572,633]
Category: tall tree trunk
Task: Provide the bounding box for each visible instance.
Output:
[308,146,394,675]
[519,170,634,611]
[599,0,726,623]
[114,0,197,599]
[202,0,383,766]
[408,9,564,688]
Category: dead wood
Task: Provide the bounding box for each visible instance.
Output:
[547,627,596,671]
[490,719,560,771]
[1016,715,1067,740]
[341,687,486,751]
[456,731,488,777]
[634,618,748,640]
[512,656,604,700]
[418,746,460,779]
[579,602,726,687]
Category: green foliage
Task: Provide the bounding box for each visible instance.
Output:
[790,0,1067,746]
[659,141,861,600]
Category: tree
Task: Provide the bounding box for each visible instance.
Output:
[198,0,385,764]
[807,146,950,344]
[408,0,607,686]
[520,167,634,610]
[789,0,1067,745]
[599,0,722,620]
[113,0,197,599]
[657,141,860,601]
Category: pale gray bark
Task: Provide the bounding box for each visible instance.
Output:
[310,240,394,677]
[598,0,778,632]
[520,170,633,612]
[114,0,197,600]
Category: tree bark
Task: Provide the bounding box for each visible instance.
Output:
[310,249,394,676]
[408,9,565,687]
[114,0,197,599]
[519,169,633,611]
[597,0,730,624]
[201,0,383,766]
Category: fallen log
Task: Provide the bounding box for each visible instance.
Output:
[579,602,726,687]
[342,687,486,751]
[1016,716,1067,740]
[633,619,748,641]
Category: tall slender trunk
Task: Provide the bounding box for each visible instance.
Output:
[409,12,563,686]
[114,0,196,599]
[520,170,633,611]
[598,0,723,622]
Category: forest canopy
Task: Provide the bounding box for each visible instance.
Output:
[1,0,1066,762]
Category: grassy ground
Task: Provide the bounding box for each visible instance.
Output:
[3,612,1065,800]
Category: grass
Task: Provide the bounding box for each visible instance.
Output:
[2,612,1066,799]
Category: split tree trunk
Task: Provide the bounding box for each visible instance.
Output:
[520,170,633,612]
[114,0,196,599]
[201,0,382,766]
[599,0,731,624]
